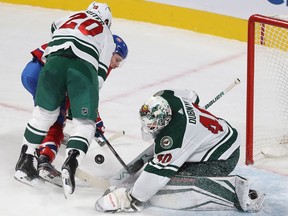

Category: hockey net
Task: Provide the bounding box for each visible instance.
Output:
[246,14,288,165]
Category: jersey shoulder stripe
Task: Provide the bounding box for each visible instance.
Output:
[50,36,99,57]
[144,160,180,178]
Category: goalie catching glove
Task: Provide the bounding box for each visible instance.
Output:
[95,186,143,213]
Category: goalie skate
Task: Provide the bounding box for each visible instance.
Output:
[38,155,62,187]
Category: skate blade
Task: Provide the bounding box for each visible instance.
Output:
[39,169,62,187]
[14,170,44,188]
[61,169,73,199]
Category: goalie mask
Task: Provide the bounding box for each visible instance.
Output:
[87,2,112,28]
[139,96,172,133]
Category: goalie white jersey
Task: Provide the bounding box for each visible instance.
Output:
[95,89,264,213]
[131,89,240,202]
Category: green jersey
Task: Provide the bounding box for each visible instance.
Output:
[36,10,115,121]
[44,10,115,78]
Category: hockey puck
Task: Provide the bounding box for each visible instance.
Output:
[248,189,258,200]
[95,154,105,164]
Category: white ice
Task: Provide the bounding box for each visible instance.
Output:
[0,3,287,216]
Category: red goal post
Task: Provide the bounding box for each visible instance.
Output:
[246,14,288,165]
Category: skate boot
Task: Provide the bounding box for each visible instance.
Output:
[14,144,43,187]
[61,149,79,198]
[38,155,62,187]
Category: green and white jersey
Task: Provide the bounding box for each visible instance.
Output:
[43,10,115,77]
[131,89,239,202]
[147,89,239,176]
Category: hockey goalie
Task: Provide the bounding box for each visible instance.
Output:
[95,89,265,213]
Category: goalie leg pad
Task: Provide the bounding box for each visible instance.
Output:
[150,175,237,211]
[150,175,265,212]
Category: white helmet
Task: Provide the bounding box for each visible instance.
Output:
[139,96,172,133]
[87,2,112,28]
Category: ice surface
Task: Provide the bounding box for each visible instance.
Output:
[0,3,287,216]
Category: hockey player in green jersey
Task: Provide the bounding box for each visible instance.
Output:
[17,33,128,188]
[14,2,115,197]
[95,89,265,213]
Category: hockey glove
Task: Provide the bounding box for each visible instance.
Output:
[94,115,106,146]
[94,116,105,138]
[95,187,143,213]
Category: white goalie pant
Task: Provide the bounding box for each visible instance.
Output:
[149,175,265,212]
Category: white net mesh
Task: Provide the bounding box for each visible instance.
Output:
[252,15,288,160]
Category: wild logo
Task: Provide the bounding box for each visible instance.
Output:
[81,107,89,115]
[139,104,149,117]
[160,136,173,149]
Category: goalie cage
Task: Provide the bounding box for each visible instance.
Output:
[246,14,288,165]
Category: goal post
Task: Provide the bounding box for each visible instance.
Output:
[246,14,288,165]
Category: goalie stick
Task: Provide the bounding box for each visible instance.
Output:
[204,78,240,109]
[62,130,125,146]
[77,79,241,188]
[75,144,154,189]
[75,169,110,189]
[109,144,154,186]
[96,130,125,147]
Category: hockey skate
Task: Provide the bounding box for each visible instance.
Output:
[14,145,44,187]
[61,149,79,198]
[38,155,62,187]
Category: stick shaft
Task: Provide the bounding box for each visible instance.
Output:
[204,78,240,109]
[98,129,131,173]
